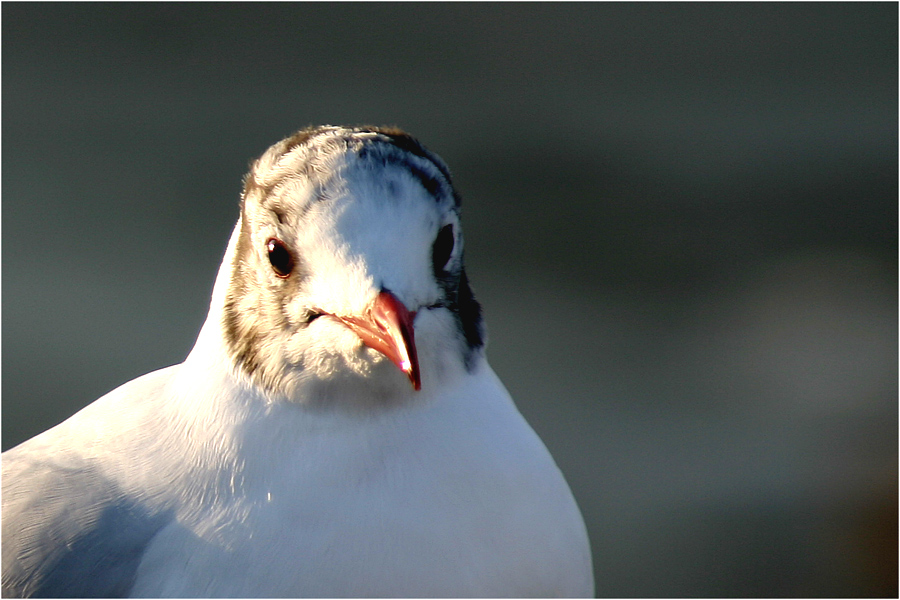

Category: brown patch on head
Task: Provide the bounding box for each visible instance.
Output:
[222,206,263,377]
[223,177,308,389]
[222,295,264,378]
[280,126,324,154]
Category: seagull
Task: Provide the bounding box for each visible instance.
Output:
[2,126,594,598]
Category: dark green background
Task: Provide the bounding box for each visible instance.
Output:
[3,3,897,596]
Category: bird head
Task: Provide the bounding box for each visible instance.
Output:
[215,126,484,403]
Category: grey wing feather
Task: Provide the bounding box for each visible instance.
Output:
[2,368,180,598]
[2,449,172,598]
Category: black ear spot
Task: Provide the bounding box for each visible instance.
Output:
[432,224,455,273]
[266,238,294,278]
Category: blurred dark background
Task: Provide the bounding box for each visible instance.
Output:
[3,3,896,597]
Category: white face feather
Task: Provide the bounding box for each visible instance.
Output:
[218,127,480,404]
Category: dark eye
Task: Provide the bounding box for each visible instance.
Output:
[266,238,294,278]
[432,224,455,273]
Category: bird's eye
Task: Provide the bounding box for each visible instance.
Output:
[266,238,294,278]
[432,224,455,273]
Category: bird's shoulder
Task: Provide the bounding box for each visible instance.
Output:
[1,365,181,598]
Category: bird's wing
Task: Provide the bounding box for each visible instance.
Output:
[2,367,179,598]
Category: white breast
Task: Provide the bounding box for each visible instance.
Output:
[129,362,593,598]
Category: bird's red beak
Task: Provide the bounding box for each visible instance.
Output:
[336,290,421,391]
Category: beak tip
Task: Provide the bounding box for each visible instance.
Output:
[400,353,422,391]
